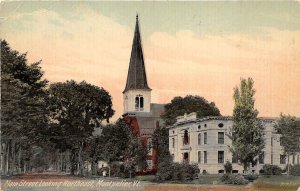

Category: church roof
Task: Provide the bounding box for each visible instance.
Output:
[123,15,151,93]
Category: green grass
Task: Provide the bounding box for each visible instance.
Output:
[192,175,223,185]
[252,175,300,191]
[134,175,156,182]
[135,174,300,191]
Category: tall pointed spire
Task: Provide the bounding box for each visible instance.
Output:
[123,15,151,93]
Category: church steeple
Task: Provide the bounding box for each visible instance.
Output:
[123,15,151,114]
[123,14,151,93]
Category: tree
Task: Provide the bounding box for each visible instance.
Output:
[1,40,48,140]
[153,127,171,162]
[47,80,114,175]
[153,127,173,179]
[1,40,48,92]
[161,95,221,126]
[1,40,48,175]
[224,161,233,174]
[98,119,147,176]
[230,78,264,173]
[275,114,300,175]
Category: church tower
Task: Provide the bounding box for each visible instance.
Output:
[123,15,151,114]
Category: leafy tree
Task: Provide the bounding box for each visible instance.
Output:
[98,119,147,169]
[224,161,233,174]
[161,95,221,126]
[1,40,48,91]
[47,80,114,175]
[230,78,264,173]
[153,127,171,162]
[275,114,300,175]
[1,40,48,175]
[1,40,48,140]
[153,127,173,179]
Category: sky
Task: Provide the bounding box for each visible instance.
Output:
[1,1,300,121]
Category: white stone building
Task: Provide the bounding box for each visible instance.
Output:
[168,112,300,174]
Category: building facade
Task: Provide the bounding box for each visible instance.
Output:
[168,112,300,174]
[122,15,165,174]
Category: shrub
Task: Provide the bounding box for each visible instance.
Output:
[290,164,300,176]
[220,173,229,182]
[243,174,259,181]
[221,174,249,185]
[262,164,282,175]
[156,161,200,181]
[172,163,199,181]
[156,159,174,181]
[224,161,232,174]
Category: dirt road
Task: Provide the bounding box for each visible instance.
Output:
[0,173,274,191]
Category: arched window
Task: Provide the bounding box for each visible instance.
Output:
[172,138,175,148]
[135,94,144,111]
[198,133,201,145]
[183,130,189,145]
[204,132,207,144]
[135,97,139,110]
[140,97,144,109]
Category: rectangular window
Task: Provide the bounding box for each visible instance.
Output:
[280,137,283,146]
[218,132,224,144]
[280,154,286,164]
[147,160,152,169]
[147,138,153,155]
[232,153,238,163]
[204,151,207,164]
[183,153,189,164]
[259,152,264,164]
[218,151,224,164]
[204,132,207,144]
[198,151,201,163]
[198,133,201,145]
[172,138,175,148]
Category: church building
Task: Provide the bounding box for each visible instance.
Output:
[122,15,165,173]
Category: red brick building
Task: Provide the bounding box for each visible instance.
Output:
[122,15,164,174]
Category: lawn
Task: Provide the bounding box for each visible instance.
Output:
[251,175,300,191]
[135,174,300,191]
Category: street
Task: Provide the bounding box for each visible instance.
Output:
[0,172,266,191]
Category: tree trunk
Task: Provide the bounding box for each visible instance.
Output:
[91,160,97,175]
[60,153,63,172]
[18,146,22,173]
[11,141,16,175]
[77,141,84,176]
[1,141,7,176]
[6,140,10,175]
[243,164,247,174]
[70,149,76,175]
[287,153,290,176]
[0,143,3,175]
[24,162,26,173]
